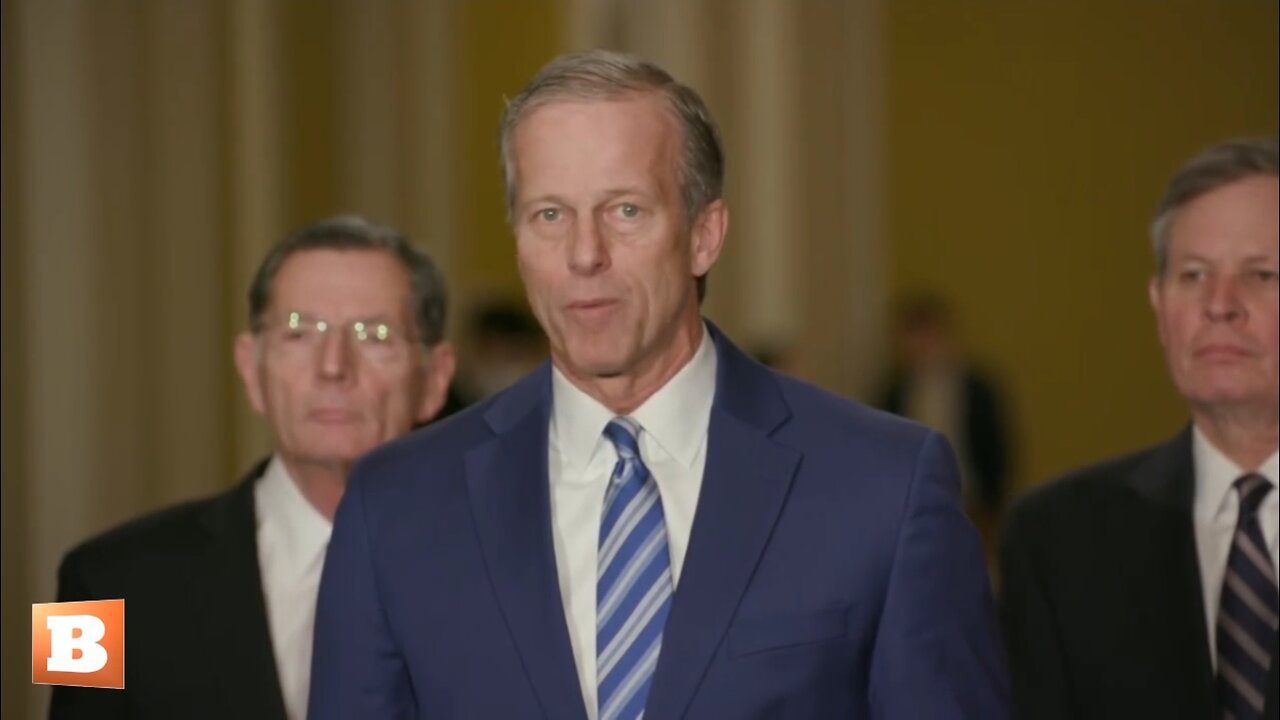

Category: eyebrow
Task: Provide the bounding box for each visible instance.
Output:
[520,193,570,209]
[520,188,655,209]
[1240,254,1278,265]
[285,310,398,323]
[1174,254,1277,266]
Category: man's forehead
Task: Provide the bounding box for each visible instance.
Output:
[271,249,411,306]
[514,96,681,192]
[276,248,403,280]
[1168,178,1278,251]
[518,94,679,148]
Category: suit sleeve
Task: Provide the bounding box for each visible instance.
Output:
[868,431,1011,719]
[308,468,415,719]
[48,551,127,719]
[999,505,1072,720]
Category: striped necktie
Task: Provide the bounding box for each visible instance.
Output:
[597,417,673,720]
[1216,473,1278,720]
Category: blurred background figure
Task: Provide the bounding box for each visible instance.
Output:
[49,216,455,720]
[454,300,548,406]
[753,343,802,377]
[878,294,1013,542]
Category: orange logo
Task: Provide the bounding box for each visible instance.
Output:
[32,600,125,689]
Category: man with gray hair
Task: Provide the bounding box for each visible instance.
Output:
[1001,138,1279,719]
[312,50,1006,719]
[51,216,456,720]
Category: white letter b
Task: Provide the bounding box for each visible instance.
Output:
[46,615,108,673]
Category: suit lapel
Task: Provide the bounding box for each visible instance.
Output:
[646,326,800,719]
[1124,428,1217,717]
[196,462,288,719]
[466,367,589,720]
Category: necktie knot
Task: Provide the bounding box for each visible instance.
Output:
[604,417,642,462]
[1234,473,1275,520]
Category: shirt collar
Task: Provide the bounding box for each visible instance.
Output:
[1192,425,1280,521]
[551,322,718,476]
[255,454,333,558]
[630,324,717,469]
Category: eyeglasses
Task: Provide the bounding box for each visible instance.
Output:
[264,311,417,364]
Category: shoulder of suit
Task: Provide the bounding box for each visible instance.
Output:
[768,369,933,452]
[350,398,498,486]
[1006,436,1179,537]
[61,485,240,570]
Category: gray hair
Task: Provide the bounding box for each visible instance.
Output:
[247,215,448,347]
[499,50,725,302]
[1151,137,1278,275]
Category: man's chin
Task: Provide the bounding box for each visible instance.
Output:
[291,437,382,466]
[1184,382,1278,412]
[566,357,629,380]
[557,344,632,380]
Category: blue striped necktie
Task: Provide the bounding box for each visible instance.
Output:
[1216,473,1278,720]
[597,417,673,720]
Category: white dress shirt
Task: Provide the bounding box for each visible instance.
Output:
[254,455,333,720]
[1191,427,1279,664]
[548,324,717,720]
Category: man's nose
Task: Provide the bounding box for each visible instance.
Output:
[1204,275,1245,323]
[568,215,609,275]
[317,327,354,380]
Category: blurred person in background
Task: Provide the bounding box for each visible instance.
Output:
[1001,138,1278,719]
[456,299,548,404]
[878,294,1013,543]
[753,342,803,377]
[50,216,455,720]
[311,49,1006,719]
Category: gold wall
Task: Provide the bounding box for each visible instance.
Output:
[888,0,1280,489]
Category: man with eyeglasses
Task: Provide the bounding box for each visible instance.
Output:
[49,216,456,720]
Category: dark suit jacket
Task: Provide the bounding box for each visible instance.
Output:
[310,324,1008,719]
[881,366,1010,512]
[50,461,287,720]
[1000,428,1279,719]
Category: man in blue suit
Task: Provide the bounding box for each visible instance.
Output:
[310,50,1008,719]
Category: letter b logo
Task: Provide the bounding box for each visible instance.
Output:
[46,615,108,673]
[32,600,124,689]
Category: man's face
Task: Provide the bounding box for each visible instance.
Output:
[1150,174,1279,414]
[510,93,726,383]
[235,249,454,470]
[899,320,952,371]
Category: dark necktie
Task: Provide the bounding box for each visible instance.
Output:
[1216,473,1278,719]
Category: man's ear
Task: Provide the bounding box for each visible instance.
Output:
[690,199,729,279]
[415,341,458,424]
[1148,274,1168,350]
[234,332,267,415]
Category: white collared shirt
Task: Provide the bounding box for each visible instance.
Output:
[548,324,718,720]
[1191,427,1279,664]
[254,455,333,720]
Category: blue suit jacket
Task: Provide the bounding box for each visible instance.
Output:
[310,326,1008,719]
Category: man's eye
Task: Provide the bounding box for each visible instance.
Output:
[619,204,640,218]
[1179,269,1204,282]
[537,208,561,222]
[1254,269,1277,282]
